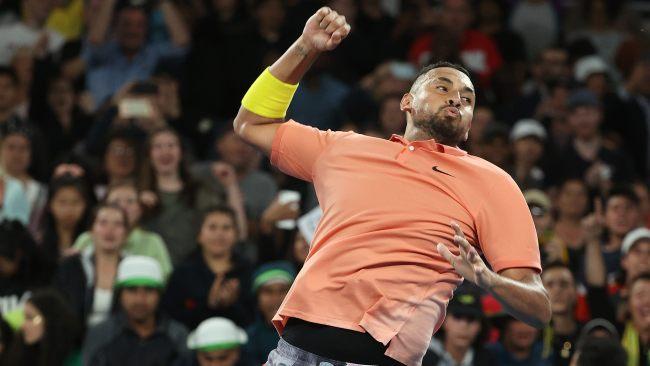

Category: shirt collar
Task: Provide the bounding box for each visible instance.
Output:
[389,134,468,156]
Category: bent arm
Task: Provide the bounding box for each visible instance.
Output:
[233,36,320,155]
[486,267,552,328]
[160,1,191,47]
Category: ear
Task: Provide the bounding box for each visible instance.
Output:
[400,93,413,113]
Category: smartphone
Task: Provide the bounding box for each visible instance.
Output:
[118,98,154,119]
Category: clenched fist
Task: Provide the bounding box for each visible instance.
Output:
[302,7,351,51]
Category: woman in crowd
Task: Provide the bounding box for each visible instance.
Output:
[139,127,243,265]
[0,220,50,316]
[94,130,139,200]
[73,181,172,278]
[2,289,82,366]
[164,205,254,329]
[0,124,47,234]
[550,178,590,272]
[39,175,92,259]
[53,203,128,327]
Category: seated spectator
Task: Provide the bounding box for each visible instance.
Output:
[0,0,65,65]
[570,336,627,366]
[509,0,558,60]
[524,190,553,256]
[558,89,634,192]
[83,255,188,366]
[509,119,548,190]
[0,124,47,235]
[290,231,310,271]
[194,126,277,224]
[39,174,91,258]
[54,203,128,326]
[408,0,502,87]
[549,179,590,270]
[364,93,407,139]
[540,262,612,366]
[2,289,82,366]
[94,130,140,200]
[0,220,50,315]
[164,205,254,329]
[620,273,650,366]
[0,168,30,225]
[73,181,172,278]
[139,128,237,265]
[621,228,650,290]
[422,284,495,365]
[0,67,19,125]
[601,186,641,278]
[83,1,190,107]
[245,261,295,363]
[488,315,550,366]
[475,123,511,169]
[177,317,249,366]
[30,75,93,162]
[632,181,650,227]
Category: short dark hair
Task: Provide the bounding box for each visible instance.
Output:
[629,272,650,292]
[197,204,239,238]
[576,336,627,366]
[411,61,471,92]
[0,66,17,85]
[606,185,639,207]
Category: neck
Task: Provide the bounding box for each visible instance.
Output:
[156,172,182,192]
[203,250,232,273]
[3,169,28,182]
[56,225,75,250]
[129,316,156,339]
[552,313,577,335]
[514,160,534,177]
[96,247,121,261]
[22,7,45,28]
[444,339,470,364]
[404,125,435,143]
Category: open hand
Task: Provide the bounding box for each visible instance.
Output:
[302,7,351,52]
[437,222,494,289]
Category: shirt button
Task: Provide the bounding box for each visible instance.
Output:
[408,146,415,151]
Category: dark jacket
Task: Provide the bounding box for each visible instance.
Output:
[245,318,280,364]
[83,311,188,366]
[162,250,254,329]
[52,248,99,324]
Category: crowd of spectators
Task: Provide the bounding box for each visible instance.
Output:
[0,0,649,365]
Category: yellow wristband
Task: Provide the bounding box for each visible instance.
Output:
[241,68,299,119]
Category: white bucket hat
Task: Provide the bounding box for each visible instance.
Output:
[187,317,248,352]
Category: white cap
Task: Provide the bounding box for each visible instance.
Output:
[574,55,608,82]
[115,256,164,288]
[621,227,650,255]
[510,119,547,141]
[187,317,247,352]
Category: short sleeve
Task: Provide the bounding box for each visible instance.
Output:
[270,120,347,182]
[475,173,541,273]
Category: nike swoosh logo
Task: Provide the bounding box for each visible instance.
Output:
[432,166,454,177]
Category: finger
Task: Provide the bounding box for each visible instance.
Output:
[325,15,346,34]
[320,10,338,29]
[450,221,464,238]
[437,243,460,267]
[454,234,472,258]
[315,7,331,22]
[594,197,604,220]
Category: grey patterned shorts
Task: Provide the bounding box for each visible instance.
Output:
[265,338,375,366]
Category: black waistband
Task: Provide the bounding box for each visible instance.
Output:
[282,318,405,365]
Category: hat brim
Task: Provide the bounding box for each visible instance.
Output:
[196,342,243,352]
[115,277,164,289]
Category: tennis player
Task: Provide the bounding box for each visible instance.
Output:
[234,7,551,365]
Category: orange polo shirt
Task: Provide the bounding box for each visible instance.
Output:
[270,121,541,365]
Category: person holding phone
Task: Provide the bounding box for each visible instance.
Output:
[234,7,550,365]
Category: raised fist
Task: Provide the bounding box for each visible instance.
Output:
[302,7,351,52]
